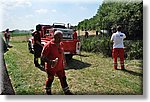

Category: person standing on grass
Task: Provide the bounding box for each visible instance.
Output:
[41,30,73,95]
[4,28,10,48]
[110,25,126,70]
[33,29,44,68]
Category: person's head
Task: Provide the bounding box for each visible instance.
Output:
[117,25,122,32]
[6,28,9,32]
[53,30,63,43]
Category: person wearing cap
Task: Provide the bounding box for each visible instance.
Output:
[110,25,126,70]
[41,30,73,95]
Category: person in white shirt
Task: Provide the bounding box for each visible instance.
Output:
[110,25,126,70]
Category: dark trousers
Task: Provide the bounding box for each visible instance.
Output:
[46,70,68,89]
[33,45,43,66]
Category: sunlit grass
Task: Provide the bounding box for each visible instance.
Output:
[4,36,143,95]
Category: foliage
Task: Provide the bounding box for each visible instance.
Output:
[124,40,143,60]
[78,0,143,59]
[77,0,143,40]
[80,36,111,57]
[80,35,143,60]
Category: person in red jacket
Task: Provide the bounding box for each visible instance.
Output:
[41,30,73,95]
[73,29,77,39]
[4,28,10,48]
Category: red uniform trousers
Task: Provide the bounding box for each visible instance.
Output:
[112,48,125,69]
[46,69,68,89]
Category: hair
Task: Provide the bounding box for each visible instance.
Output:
[36,24,41,31]
[6,28,9,32]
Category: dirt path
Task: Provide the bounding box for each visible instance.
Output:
[77,30,96,36]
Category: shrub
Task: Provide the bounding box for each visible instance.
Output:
[80,35,143,60]
[124,40,143,60]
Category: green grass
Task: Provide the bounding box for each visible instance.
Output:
[11,33,31,37]
[4,36,143,95]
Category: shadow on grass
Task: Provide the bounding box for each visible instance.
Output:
[120,69,143,77]
[65,59,91,70]
[36,59,91,72]
[78,54,91,57]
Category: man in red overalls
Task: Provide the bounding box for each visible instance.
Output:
[41,30,73,95]
[110,25,126,70]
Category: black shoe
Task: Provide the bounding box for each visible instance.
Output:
[39,65,45,71]
[8,45,13,48]
[35,64,41,68]
[46,88,52,95]
[64,90,73,95]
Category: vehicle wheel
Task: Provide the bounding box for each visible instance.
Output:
[65,54,73,63]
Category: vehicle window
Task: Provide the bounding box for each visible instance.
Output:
[62,30,73,40]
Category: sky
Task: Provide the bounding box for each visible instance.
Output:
[0,0,104,31]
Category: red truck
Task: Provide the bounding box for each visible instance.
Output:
[28,23,81,60]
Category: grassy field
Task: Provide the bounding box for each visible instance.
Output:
[4,36,143,95]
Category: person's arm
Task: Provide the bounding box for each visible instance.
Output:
[34,33,43,47]
[63,54,67,67]
[110,34,114,42]
[60,42,66,67]
[41,55,52,64]
[110,34,114,48]
[35,41,43,47]
[123,34,126,39]
[4,32,7,38]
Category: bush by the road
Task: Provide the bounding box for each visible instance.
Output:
[80,35,143,60]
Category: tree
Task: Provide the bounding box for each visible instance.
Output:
[77,0,143,40]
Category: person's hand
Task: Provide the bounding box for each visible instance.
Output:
[63,59,67,67]
[51,58,58,68]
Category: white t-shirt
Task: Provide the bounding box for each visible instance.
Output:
[110,31,126,48]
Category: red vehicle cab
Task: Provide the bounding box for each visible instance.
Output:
[28,23,81,60]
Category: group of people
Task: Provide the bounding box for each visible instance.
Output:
[32,25,126,95]
[32,29,73,95]
[1,25,126,95]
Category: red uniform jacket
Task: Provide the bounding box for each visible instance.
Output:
[73,32,77,39]
[42,41,64,74]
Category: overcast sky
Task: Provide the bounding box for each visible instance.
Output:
[0,0,103,31]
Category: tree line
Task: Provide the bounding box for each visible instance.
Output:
[76,0,143,40]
